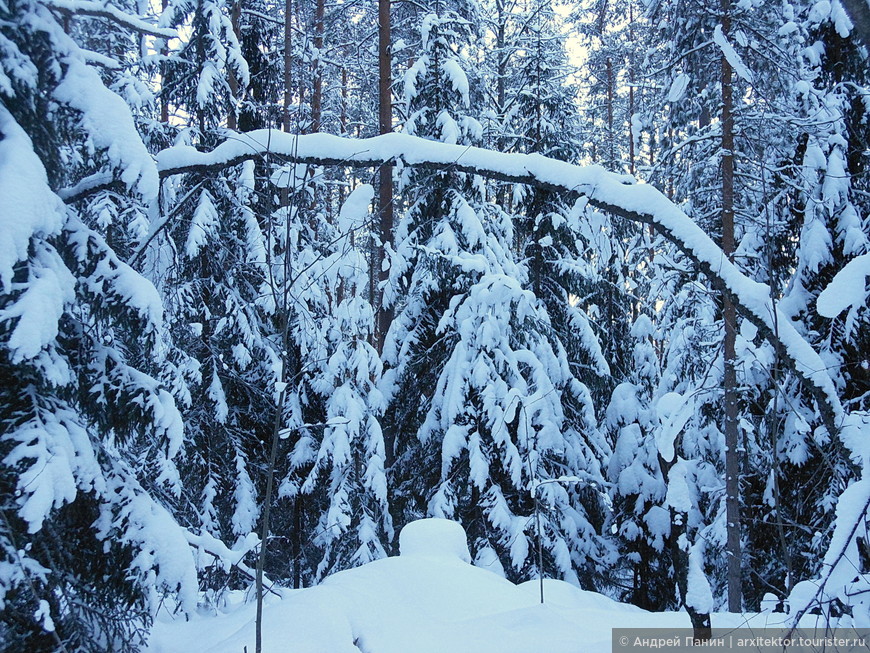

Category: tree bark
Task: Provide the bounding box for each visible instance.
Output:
[376,0,394,356]
[340,65,348,136]
[720,0,742,614]
[627,16,635,176]
[160,0,169,123]
[255,383,286,653]
[606,56,615,169]
[376,0,395,470]
[296,0,305,122]
[495,0,507,207]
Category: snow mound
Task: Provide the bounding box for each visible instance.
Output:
[399,517,472,562]
[147,518,819,653]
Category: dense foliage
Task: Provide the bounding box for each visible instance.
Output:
[1,0,868,649]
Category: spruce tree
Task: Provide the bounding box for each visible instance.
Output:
[0,2,199,648]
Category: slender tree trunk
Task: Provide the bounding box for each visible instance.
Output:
[296,0,306,122]
[195,0,206,133]
[606,57,614,169]
[279,0,292,209]
[376,0,394,354]
[720,0,742,614]
[311,0,324,132]
[494,0,507,206]
[255,387,285,653]
[282,0,292,132]
[597,0,608,33]
[227,0,241,130]
[627,81,635,175]
[495,0,505,126]
[666,127,674,199]
[339,64,349,204]
[160,0,169,123]
[765,187,794,593]
[769,353,794,592]
[340,65,348,136]
[627,2,635,176]
[255,286,293,653]
[376,0,395,468]
[256,6,297,628]
[293,496,303,588]
[307,0,325,215]
[534,17,543,146]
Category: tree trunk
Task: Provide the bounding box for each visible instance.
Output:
[495,0,507,206]
[279,0,292,209]
[311,0,324,132]
[293,496,303,588]
[340,65,348,136]
[227,0,241,130]
[296,0,305,121]
[627,1,636,175]
[160,0,169,123]
[606,57,614,169]
[376,0,395,467]
[254,387,284,653]
[627,75,635,174]
[376,0,394,354]
[720,0,742,614]
[282,0,292,132]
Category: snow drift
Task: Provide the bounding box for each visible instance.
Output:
[148,519,800,653]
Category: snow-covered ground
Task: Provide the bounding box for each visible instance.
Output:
[147,519,808,653]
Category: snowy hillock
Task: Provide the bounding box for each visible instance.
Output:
[147,519,796,653]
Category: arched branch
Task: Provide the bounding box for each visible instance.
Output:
[66,130,845,440]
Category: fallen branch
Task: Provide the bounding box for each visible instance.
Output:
[59,129,845,441]
[154,130,844,441]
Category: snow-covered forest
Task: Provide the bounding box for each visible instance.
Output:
[1,0,869,649]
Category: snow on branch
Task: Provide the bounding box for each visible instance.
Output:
[712,25,753,84]
[835,0,870,49]
[40,0,178,39]
[151,130,847,442]
[184,531,283,598]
